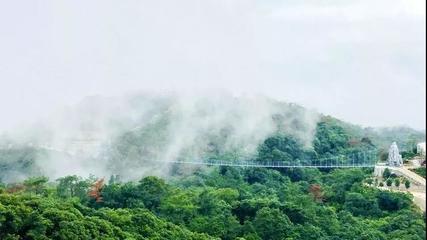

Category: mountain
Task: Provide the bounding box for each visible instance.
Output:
[0,93,425,182]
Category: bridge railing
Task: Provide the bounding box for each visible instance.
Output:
[165,150,378,168]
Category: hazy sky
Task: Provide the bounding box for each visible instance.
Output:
[0,0,425,131]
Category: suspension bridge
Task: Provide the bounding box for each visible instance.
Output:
[164,150,379,168]
[0,148,379,173]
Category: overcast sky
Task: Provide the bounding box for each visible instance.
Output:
[0,0,425,131]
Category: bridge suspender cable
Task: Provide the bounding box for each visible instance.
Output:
[163,150,378,168]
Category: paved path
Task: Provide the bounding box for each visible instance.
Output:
[410,191,426,212]
[374,165,426,187]
[400,166,426,186]
[401,167,426,212]
[374,164,425,212]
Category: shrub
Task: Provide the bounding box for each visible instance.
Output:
[404,180,411,189]
[394,179,400,188]
[410,168,426,178]
[377,191,411,211]
[386,179,393,187]
[344,193,381,217]
[383,168,391,179]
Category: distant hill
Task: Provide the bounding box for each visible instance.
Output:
[0,93,425,182]
[318,115,425,151]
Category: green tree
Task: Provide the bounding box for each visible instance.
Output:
[23,176,49,195]
[386,179,393,187]
[159,190,197,224]
[56,175,90,200]
[253,207,293,240]
[322,168,365,204]
[344,192,381,217]
[0,192,215,240]
[101,182,144,208]
[377,191,411,211]
[137,176,168,211]
[108,174,121,185]
[383,168,391,179]
[381,210,425,239]
[404,179,411,189]
[257,134,305,163]
[394,178,400,188]
[313,118,350,156]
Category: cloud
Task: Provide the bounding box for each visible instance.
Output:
[268,0,426,21]
[0,91,320,181]
[0,0,425,131]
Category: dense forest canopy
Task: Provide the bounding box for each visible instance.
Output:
[1,167,425,239]
[0,95,425,239]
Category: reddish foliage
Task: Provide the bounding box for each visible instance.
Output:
[88,178,104,203]
[6,184,25,193]
[348,139,360,146]
[309,184,323,203]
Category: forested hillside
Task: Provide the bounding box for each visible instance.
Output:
[1,96,424,183]
[0,96,425,239]
[1,167,425,239]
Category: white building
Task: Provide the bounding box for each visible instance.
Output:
[417,142,426,157]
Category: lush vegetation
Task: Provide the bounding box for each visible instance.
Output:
[0,115,425,239]
[1,115,425,183]
[1,167,425,240]
[411,168,426,179]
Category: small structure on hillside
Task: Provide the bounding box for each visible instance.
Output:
[416,142,426,166]
[388,142,403,167]
[417,142,426,156]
